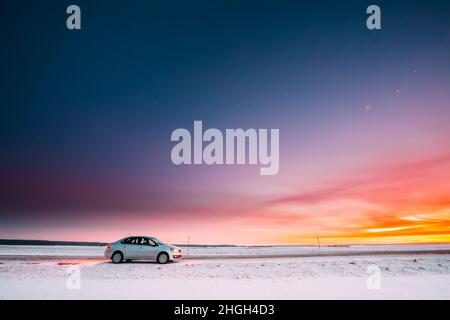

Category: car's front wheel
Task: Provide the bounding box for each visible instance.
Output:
[111,251,123,264]
[157,252,169,264]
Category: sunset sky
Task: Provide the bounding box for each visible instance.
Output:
[1,1,449,245]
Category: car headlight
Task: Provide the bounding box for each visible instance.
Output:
[170,248,181,253]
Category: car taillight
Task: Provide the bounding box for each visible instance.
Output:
[106,244,110,250]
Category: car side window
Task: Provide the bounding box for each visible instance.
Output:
[122,237,154,245]
[122,237,132,244]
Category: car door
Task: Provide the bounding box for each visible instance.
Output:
[137,237,159,260]
[121,237,139,259]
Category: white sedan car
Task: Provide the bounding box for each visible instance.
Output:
[105,236,182,264]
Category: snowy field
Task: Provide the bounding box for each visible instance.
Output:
[1,243,449,258]
[1,244,450,299]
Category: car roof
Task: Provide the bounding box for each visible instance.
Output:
[123,235,155,239]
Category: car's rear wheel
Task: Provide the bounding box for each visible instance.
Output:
[157,252,169,264]
[112,252,123,264]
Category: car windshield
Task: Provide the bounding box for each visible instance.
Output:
[152,238,166,245]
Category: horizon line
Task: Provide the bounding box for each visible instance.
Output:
[1,238,450,247]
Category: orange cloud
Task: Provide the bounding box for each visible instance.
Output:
[256,153,450,244]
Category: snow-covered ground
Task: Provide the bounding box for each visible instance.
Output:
[1,244,449,299]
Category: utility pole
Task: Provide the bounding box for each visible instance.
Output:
[187,236,190,256]
[316,234,321,249]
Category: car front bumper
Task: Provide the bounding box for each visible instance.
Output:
[170,251,183,261]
